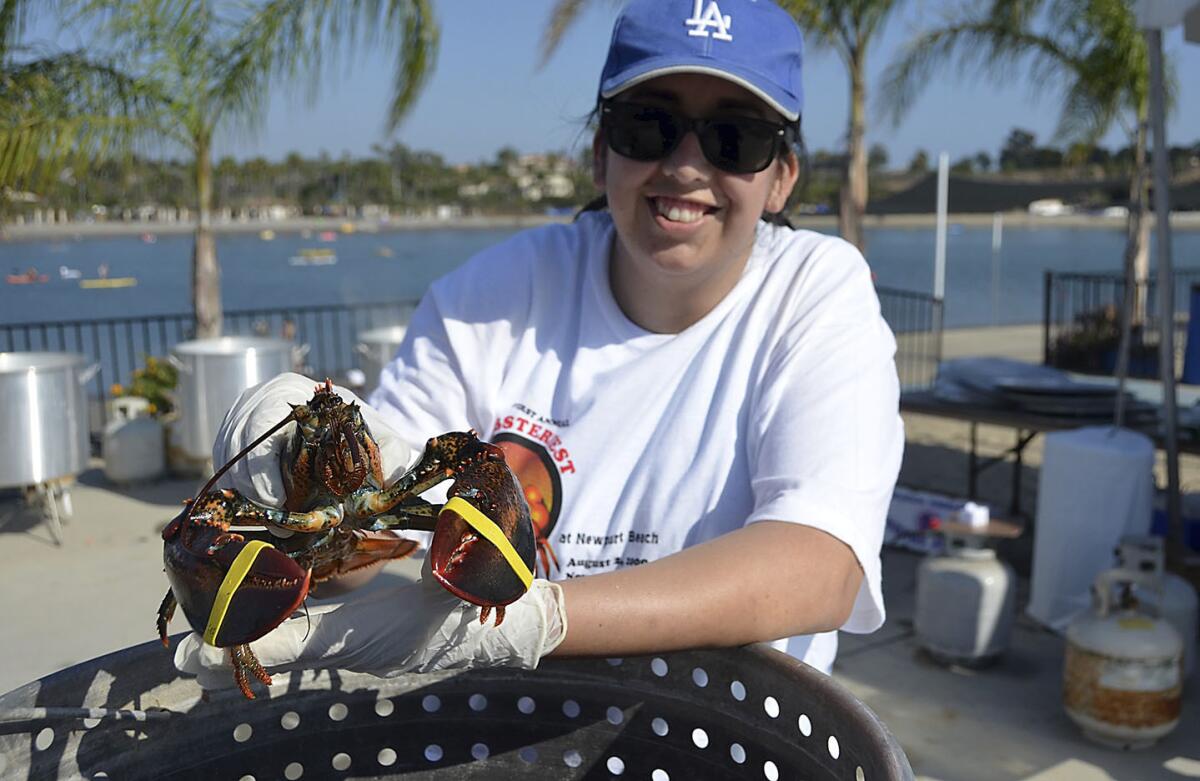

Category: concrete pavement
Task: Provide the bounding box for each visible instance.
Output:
[1,457,1197,780]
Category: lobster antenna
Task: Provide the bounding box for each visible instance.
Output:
[182,409,302,523]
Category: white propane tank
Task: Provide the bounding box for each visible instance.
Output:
[915,527,1017,666]
[103,398,165,484]
[1120,536,1199,680]
[1063,566,1184,749]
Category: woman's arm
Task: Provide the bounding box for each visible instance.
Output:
[551,520,862,656]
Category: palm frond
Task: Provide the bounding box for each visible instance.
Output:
[777,0,852,61]
[540,0,592,67]
[879,0,1161,152]
[879,16,1080,127]
[0,50,159,189]
[217,0,438,136]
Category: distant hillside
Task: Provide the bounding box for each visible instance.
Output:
[868,170,1200,214]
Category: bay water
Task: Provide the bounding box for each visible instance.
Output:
[2,223,1198,329]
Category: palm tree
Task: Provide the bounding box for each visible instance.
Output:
[880,0,1160,319]
[777,1,905,252]
[540,0,903,254]
[8,0,437,338]
[1,0,149,197]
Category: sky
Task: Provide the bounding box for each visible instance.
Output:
[27,0,1200,168]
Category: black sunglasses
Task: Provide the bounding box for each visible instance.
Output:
[600,100,793,175]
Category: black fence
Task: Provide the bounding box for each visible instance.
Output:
[1043,269,1200,378]
[0,300,417,429]
[1,287,943,435]
[877,285,944,391]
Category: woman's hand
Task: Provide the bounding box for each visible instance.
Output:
[211,372,414,507]
[174,556,568,691]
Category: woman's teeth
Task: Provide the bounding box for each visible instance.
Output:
[654,198,707,224]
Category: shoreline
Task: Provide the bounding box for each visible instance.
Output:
[4,210,1200,242]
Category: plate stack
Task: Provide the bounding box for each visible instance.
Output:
[993,377,1125,418]
[933,358,1155,421]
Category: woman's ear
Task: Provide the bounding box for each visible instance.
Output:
[765,150,800,214]
[591,131,607,192]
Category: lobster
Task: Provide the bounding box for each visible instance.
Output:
[156,379,553,699]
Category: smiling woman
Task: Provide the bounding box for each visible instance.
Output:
[176,0,904,690]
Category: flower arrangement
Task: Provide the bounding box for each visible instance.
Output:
[110,356,178,416]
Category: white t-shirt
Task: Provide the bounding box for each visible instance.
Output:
[370,212,904,672]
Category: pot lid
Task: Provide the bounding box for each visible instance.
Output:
[358,325,409,342]
[0,351,87,374]
[173,337,292,356]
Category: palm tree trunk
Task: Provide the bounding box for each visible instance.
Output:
[192,132,222,339]
[838,46,867,253]
[1127,107,1151,327]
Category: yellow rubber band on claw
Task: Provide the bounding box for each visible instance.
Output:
[204,539,273,646]
[443,497,533,591]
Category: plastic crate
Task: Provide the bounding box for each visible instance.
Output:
[0,640,913,780]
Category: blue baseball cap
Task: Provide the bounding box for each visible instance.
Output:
[599,0,804,121]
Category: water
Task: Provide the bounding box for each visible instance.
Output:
[0,228,514,325]
[2,223,1199,328]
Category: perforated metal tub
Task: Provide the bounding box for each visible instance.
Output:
[0,640,913,780]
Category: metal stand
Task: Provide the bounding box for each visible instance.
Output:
[0,481,73,545]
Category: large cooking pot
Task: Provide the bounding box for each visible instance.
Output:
[0,352,95,488]
[169,337,294,461]
[355,325,408,395]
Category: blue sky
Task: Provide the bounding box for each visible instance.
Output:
[30,1,1200,168]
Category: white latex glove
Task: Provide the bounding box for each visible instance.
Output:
[174,555,568,691]
[212,372,414,507]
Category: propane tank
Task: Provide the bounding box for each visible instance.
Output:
[1119,536,1199,680]
[1063,566,1184,749]
[915,522,1017,667]
[103,397,165,484]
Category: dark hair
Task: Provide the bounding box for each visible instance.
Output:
[576,113,809,229]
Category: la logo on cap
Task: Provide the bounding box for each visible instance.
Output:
[686,0,733,41]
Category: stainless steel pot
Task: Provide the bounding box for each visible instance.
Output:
[170,337,295,461]
[0,352,96,488]
[355,325,408,395]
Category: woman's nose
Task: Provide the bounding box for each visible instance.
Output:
[661,130,712,180]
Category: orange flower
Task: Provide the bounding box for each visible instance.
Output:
[110,383,124,396]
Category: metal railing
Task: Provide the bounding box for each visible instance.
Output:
[877,285,944,391]
[0,300,417,430]
[1,287,944,435]
[1043,269,1200,377]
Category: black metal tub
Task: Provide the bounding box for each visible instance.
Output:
[0,640,913,780]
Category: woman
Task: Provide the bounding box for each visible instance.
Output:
[178,0,903,686]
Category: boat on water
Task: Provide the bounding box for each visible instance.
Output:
[6,269,49,285]
[259,229,276,241]
[141,233,157,244]
[80,277,138,289]
[318,230,337,242]
[59,265,82,280]
[288,248,337,266]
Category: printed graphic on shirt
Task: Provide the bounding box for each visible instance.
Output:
[492,407,576,475]
[493,432,563,546]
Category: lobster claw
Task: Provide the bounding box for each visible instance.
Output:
[164,536,311,647]
[428,475,537,611]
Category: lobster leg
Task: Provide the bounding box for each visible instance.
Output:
[347,432,496,518]
[308,530,421,586]
[232,498,345,534]
[537,538,561,578]
[367,504,440,533]
[230,644,272,700]
[157,589,177,647]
